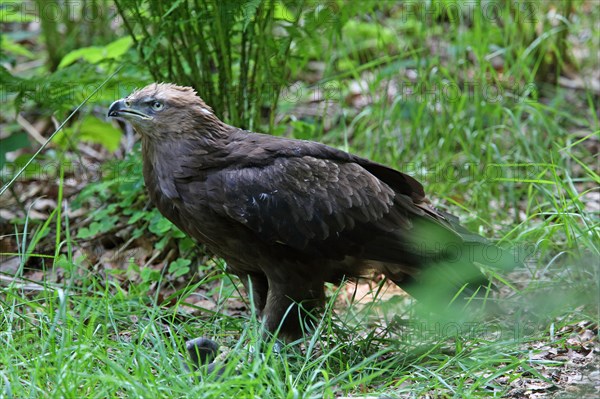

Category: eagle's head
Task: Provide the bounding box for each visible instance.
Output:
[108,83,222,140]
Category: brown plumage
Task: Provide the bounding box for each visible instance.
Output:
[108,83,501,341]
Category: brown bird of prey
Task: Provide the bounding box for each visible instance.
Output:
[108,83,506,341]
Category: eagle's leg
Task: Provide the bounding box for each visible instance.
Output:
[262,278,325,342]
[183,273,269,378]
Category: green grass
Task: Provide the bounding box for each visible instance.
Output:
[1,1,599,398]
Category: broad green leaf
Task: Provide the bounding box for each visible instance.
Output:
[1,35,34,58]
[273,1,294,22]
[127,211,148,225]
[77,116,123,151]
[58,37,133,69]
[168,258,191,277]
[0,132,30,169]
[58,47,104,69]
[103,36,134,59]
[149,213,174,235]
[57,116,123,151]
[140,267,161,282]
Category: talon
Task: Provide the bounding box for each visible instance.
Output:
[185,337,219,369]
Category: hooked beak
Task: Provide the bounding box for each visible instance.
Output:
[108,99,152,120]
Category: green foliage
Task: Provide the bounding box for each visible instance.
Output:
[72,149,197,280]
[341,19,398,56]
[1,35,35,59]
[0,1,143,189]
[74,154,145,236]
[169,258,192,278]
[33,0,119,71]
[113,0,347,131]
[57,37,134,69]
[55,116,123,151]
[0,60,143,188]
[0,131,28,170]
[1,63,140,117]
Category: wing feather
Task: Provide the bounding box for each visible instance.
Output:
[205,155,396,249]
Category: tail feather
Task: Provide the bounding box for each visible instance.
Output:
[381,214,521,307]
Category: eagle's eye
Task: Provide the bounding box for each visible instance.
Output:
[124,100,131,107]
[152,101,164,110]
